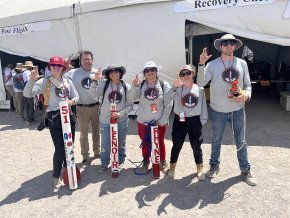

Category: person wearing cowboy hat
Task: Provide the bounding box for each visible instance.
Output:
[90,65,135,173]
[12,63,26,119]
[131,61,173,174]
[165,65,208,180]
[22,61,37,125]
[197,33,256,186]
[64,51,101,163]
[24,56,79,189]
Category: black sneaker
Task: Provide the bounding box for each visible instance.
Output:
[206,164,220,178]
[241,171,257,186]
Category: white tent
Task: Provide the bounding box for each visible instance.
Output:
[1,0,290,84]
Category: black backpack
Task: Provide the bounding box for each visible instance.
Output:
[102,80,127,104]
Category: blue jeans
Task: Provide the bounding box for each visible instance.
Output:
[100,119,128,167]
[209,107,250,172]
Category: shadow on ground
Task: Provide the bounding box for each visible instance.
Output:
[135,174,242,215]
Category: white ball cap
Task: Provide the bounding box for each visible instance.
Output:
[143,61,157,70]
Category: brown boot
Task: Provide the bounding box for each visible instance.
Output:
[197,164,205,181]
[167,163,176,179]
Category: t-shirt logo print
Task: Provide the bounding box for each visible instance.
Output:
[108,91,122,104]
[222,67,240,83]
[144,87,159,100]
[182,93,198,108]
[81,77,93,89]
[55,87,69,99]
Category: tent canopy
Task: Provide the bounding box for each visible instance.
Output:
[0,0,290,82]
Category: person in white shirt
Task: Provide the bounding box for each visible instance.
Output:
[3,63,17,111]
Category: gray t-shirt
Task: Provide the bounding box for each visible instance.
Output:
[167,84,208,125]
[197,57,252,113]
[23,77,79,112]
[130,79,173,126]
[90,80,134,124]
[64,67,98,104]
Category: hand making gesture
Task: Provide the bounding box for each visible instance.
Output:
[31,66,42,81]
[93,67,103,81]
[132,74,141,87]
[199,47,212,65]
[172,73,183,88]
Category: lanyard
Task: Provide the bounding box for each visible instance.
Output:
[220,57,235,70]
[110,81,120,102]
[146,79,157,89]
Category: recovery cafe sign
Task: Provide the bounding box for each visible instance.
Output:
[0,21,51,37]
[174,0,277,12]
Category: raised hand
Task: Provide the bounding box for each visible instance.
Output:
[173,73,183,88]
[132,74,140,87]
[31,67,41,81]
[94,67,103,81]
[199,47,212,65]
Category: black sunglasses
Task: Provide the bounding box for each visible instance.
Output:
[221,40,237,47]
[179,70,192,77]
[144,67,157,73]
[51,64,63,68]
[108,69,120,74]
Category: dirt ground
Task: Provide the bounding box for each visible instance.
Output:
[1,93,290,218]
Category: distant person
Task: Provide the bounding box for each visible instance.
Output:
[12,63,26,119]
[22,61,36,125]
[197,33,256,186]
[3,63,17,111]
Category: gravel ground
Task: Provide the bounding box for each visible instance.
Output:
[0,94,290,218]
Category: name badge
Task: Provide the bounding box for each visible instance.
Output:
[110,102,117,112]
[151,103,158,113]
[179,111,185,122]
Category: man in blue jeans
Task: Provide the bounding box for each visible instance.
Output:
[197,33,256,186]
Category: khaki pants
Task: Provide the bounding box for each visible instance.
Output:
[76,105,100,159]
[14,92,25,117]
[5,85,17,111]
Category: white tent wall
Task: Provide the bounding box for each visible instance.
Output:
[1,0,290,82]
[0,19,79,61]
[0,58,5,100]
[77,2,186,82]
[0,0,186,82]
[184,1,290,46]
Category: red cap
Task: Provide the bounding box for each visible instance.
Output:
[47,56,66,71]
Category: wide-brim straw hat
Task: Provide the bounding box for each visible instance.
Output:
[214,34,243,51]
[22,61,35,68]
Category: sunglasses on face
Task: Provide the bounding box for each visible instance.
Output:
[179,70,192,77]
[108,70,120,74]
[221,40,237,47]
[51,64,63,68]
[144,67,157,73]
